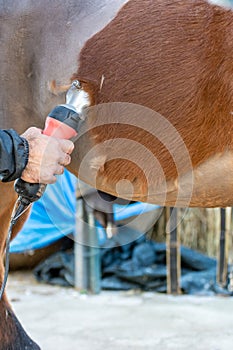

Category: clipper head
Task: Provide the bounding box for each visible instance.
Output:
[65,80,91,116]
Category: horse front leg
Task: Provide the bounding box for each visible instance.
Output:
[0,182,40,350]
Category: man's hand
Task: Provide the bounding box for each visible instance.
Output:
[21,127,74,184]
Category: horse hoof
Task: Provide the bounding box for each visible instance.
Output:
[0,299,41,350]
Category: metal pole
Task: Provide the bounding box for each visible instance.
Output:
[74,198,101,294]
[166,207,181,295]
[217,207,231,288]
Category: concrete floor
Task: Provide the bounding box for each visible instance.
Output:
[7,272,233,350]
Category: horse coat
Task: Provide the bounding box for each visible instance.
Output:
[0,0,233,348]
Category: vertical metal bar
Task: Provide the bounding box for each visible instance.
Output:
[166,207,181,295]
[87,210,101,294]
[218,208,226,286]
[74,199,87,291]
[217,208,229,288]
[74,198,101,294]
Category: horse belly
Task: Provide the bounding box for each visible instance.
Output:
[157,151,233,207]
[70,0,233,208]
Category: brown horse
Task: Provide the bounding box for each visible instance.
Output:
[1,0,233,348]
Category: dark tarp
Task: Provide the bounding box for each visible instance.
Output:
[34,234,233,296]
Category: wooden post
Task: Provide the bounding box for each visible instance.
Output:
[217,207,231,288]
[74,198,101,294]
[166,207,181,295]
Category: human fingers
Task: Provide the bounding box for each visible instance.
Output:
[59,139,74,155]
[54,165,65,176]
[41,165,64,183]
[59,153,71,166]
[46,175,57,184]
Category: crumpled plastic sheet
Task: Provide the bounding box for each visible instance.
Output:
[34,235,233,296]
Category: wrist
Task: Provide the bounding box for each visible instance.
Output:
[20,137,29,170]
[1,130,30,182]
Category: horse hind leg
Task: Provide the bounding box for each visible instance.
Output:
[0,297,41,350]
[0,182,40,349]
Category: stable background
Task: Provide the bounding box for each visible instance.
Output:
[7,170,233,349]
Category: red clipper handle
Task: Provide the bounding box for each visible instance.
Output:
[43,116,78,139]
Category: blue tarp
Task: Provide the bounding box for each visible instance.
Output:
[10,170,77,253]
[10,170,159,253]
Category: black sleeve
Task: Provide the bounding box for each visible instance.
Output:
[0,129,29,182]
